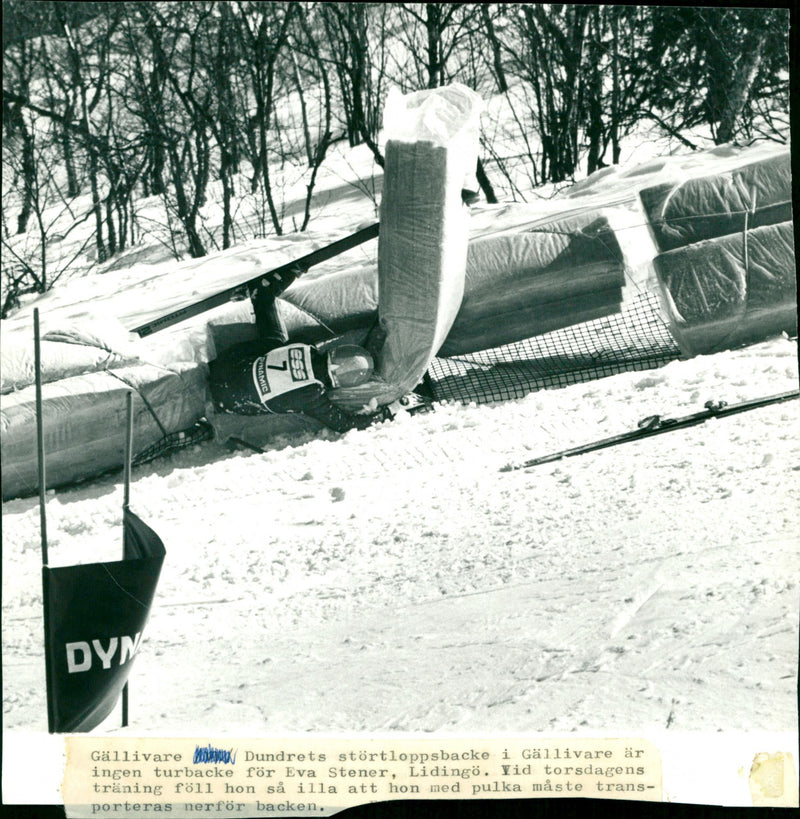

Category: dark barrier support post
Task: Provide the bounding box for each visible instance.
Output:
[124,391,134,510]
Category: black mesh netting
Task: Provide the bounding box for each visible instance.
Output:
[426,290,682,405]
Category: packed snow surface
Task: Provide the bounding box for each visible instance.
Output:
[3,335,798,736]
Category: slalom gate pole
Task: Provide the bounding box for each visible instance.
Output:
[124,391,133,511]
[34,308,56,732]
[34,308,48,563]
[501,389,800,473]
[121,391,134,728]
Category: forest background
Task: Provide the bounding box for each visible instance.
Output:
[1,2,791,318]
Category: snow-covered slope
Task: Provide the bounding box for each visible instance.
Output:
[3,334,798,736]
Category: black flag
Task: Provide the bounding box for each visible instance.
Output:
[42,507,165,733]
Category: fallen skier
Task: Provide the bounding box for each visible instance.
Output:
[208,280,390,433]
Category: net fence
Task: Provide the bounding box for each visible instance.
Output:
[426,290,682,405]
[132,420,214,466]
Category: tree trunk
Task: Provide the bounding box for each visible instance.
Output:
[167,140,206,258]
[149,136,167,196]
[476,158,498,204]
[298,7,334,231]
[85,124,106,262]
[425,4,443,88]
[14,109,35,234]
[60,115,80,198]
[290,50,313,166]
[715,30,767,144]
[481,5,509,93]
[610,9,621,164]
[105,193,117,257]
[61,17,106,261]
[585,9,605,175]
[220,157,234,249]
[142,11,168,196]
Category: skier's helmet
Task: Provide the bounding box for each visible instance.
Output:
[326,344,374,388]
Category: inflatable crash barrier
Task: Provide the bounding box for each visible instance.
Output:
[207,210,629,359]
[654,220,796,355]
[639,152,792,251]
[207,143,794,409]
[1,364,208,500]
[425,142,795,404]
[441,212,626,356]
[1,320,209,501]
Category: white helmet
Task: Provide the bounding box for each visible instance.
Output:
[327,344,374,388]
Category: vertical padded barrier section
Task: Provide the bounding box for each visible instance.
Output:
[329,84,482,412]
[377,139,469,381]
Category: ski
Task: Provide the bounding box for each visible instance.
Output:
[133,222,379,337]
[500,389,799,472]
[385,393,436,418]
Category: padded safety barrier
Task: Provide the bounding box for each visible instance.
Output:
[1,362,208,500]
[640,152,792,251]
[328,84,482,412]
[654,220,797,355]
[441,213,625,355]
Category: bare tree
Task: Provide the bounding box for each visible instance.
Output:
[126,2,212,257]
[715,28,768,145]
[583,6,655,172]
[643,7,788,146]
[291,5,336,231]
[1,112,95,314]
[478,4,509,93]
[395,3,478,90]
[231,0,298,236]
[38,38,81,198]
[54,3,121,262]
[318,3,386,166]
[2,38,38,234]
[1,0,789,307]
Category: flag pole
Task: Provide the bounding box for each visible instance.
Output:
[34,308,48,563]
[124,390,133,511]
[121,390,134,727]
[35,308,56,733]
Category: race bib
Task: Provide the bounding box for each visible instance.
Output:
[252,345,321,404]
